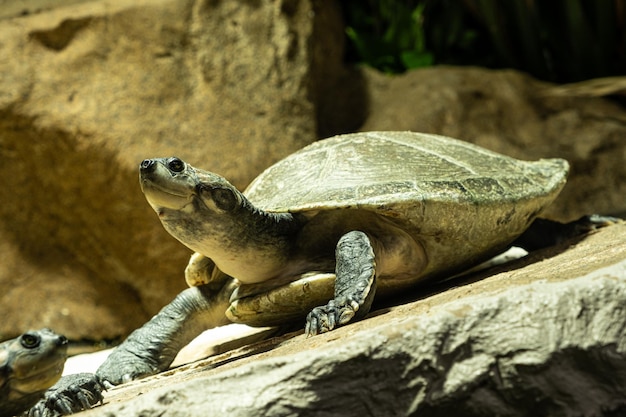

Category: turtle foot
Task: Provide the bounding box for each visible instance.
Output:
[570,214,623,234]
[26,373,104,417]
[305,295,360,336]
[95,344,161,386]
[516,214,623,251]
[305,231,378,337]
[184,252,215,287]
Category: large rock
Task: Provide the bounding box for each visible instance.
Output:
[360,67,626,220]
[0,0,347,340]
[77,223,626,417]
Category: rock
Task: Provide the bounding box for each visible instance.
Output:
[360,66,626,220]
[0,0,348,340]
[78,223,626,417]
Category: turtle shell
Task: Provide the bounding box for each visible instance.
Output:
[244,131,568,279]
[245,131,567,212]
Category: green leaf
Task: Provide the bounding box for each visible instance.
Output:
[400,50,433,69]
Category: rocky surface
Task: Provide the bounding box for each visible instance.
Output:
[70,223,626,417]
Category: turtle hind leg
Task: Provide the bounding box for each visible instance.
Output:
[305,231,377,336]
[515,214,623,251]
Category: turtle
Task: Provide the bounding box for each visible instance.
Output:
[74,131,613,390]
[0,329,67,417]
[0,328,104,417]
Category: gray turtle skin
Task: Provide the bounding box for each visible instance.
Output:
[0,329,67,417]
[74,130,615,394]
[25,373,104,417]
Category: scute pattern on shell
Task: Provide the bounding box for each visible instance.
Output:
[244,131,568,214]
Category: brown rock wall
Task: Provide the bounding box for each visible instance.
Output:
[0,0,345,340]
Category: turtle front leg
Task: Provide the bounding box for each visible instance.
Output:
[305,231,377,336]
[26,373,105,417]
[96,279,235,386]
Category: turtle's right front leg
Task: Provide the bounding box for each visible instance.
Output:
[305,231,377,336]
[96,278,235,386]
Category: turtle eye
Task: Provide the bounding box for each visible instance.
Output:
[168,158,185,173]
[20,332,41,349]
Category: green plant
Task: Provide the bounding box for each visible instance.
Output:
[343,0,433,73]
[342,0,626,83]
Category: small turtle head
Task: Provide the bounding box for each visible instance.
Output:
[5,328,68,394]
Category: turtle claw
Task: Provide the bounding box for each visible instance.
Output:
[574,214,623,232]
[558,214,623,242]
[305,296,360,336]
[95,345,160,386]
[26,373,105,417]
[516,214,624,251]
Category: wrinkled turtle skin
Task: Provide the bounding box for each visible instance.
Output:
[0,329,66,417]
[52,131,618,413]
[25,373,104,417]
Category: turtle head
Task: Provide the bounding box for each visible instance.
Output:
[139,157,243,214]
[7,329,68,395]
[139,157,250,257]
[140,157,301,282]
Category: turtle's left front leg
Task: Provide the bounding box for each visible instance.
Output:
[96,277,236,386]
[305,231,377,336]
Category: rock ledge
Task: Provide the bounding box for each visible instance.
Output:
[82,224,626,417]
